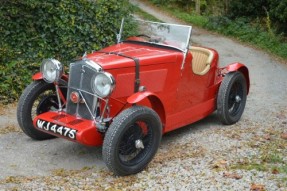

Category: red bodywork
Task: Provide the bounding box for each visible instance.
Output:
[33,41,249,146]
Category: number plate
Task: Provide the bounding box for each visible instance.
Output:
[36,119,77,140]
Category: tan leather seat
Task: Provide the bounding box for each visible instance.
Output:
[190,46,214,75]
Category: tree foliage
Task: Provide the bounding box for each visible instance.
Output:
[268,0,287,34]
[150,0,287,35]
[227,0,269,19]
[220,0,287,35]
[0,0,130,103]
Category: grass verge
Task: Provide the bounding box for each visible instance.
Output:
[132,4,162,22]
[138,1,287,62]
[231,135,287,187]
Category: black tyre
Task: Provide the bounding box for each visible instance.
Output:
[17,80,67,140]
[103,106,162,176]
[217,71,247,125]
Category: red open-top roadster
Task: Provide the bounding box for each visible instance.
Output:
[17,18,249,176]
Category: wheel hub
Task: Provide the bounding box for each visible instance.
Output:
[135,139,144,149]
[119,124,143,155]
[235,95,241,103]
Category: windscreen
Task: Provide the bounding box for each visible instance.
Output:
[120,18,192,52]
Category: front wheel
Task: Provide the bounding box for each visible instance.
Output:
[217,72,247,125]
[102,106,162,176]
[17,80,66,140]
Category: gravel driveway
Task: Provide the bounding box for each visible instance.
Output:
[0,1,287,190]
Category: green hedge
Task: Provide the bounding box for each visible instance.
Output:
[0,0,131,103]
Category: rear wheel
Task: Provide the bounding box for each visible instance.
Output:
[103,106,162,176]
[217,72,247,125]
[17,80,66,140]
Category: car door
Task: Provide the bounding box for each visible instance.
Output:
[167,49,216,130]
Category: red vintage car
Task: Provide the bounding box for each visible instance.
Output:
[17,18,249,176]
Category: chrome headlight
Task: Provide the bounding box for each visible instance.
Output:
[40,59,63,83]
[92,72,115,98]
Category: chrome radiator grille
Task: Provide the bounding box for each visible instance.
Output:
[66,60,99,120]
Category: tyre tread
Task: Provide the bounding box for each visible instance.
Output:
[217,72,247,125]
[103,106,162,176]
[17,81,55,140]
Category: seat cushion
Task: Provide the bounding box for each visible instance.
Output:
[190,46,214,75]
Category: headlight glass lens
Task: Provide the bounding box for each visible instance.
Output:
[92,72,115,98]
[40,59,63,83]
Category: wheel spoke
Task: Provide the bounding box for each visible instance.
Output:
[118,120,152,165]
[227,81,244,115]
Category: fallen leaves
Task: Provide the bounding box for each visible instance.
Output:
[250,183,265,191]
[0,103,17,116]
[263,134,271,141]
[276,113,286,120]
[151,142,205,166]
[43,167,140,191]
[52,167,93,177]
[213,160,228,169]
[271,168,279,174]
[281,133,287,140]
[0,125,22,135]
[4,176,21,184]
[0,176,33,184]
[0,105,4,115]
[223,172,242,179]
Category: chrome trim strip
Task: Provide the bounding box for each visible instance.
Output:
[75,65,85,117]
[117,18,125,44]
[78,91,97,122]
[55,84,63,111]
[181,26,192,69]
[99,99,109,123]
[68,87,106,100]
[83,59,102,71]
